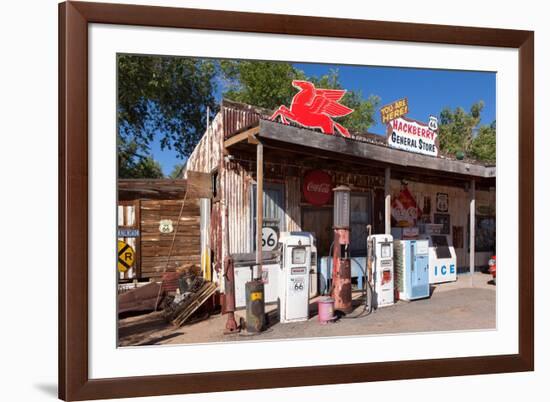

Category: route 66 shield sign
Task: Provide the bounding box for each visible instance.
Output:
[159,219,174,233]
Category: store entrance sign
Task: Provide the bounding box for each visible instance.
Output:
[387,117,439,157]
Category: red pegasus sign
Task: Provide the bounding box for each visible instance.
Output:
[270,80,354,137]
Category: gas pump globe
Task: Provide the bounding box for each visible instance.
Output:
[333,186,351,228]
[332,186,352,313]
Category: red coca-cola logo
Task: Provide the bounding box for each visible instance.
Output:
[303,170,332,206]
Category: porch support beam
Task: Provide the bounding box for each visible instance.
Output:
[385,167,391,235]
[255,142,264,280]
[469,178,476,287]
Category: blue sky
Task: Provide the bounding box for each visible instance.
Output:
[149,63,496,176]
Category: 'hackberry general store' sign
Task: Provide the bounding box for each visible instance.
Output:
[386,116,439,157]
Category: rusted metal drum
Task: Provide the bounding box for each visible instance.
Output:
[245,280,265,333]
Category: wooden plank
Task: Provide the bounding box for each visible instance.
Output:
[186,171,213,199]
[384,167,391,234]
[118,179,188,201]
[171,282,217,327]
[469,179,476,286]
[135,199,142,279]
[224,126,260,148]
[258,120,494,178]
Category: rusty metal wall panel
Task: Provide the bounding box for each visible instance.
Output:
[285,176,302,231]
[223,106,262,139]
[225,162,253,255]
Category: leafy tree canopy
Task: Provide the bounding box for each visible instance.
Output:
[168,163,186,179]
[117,54,218,177]
[118,139,164,179]
[470,121,496,163]
[437,101,496,163]
[221,61,380,133]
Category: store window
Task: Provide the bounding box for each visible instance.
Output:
[467,214,496,252]
[350,192,373,256]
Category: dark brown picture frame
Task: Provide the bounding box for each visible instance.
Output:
[59,1,534,400]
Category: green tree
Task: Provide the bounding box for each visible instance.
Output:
[117,54,218,177]
[118,139,164,179]
[220,61,305,109]
[438,101,484,157]
[471,121,496,163]
[168,163,186,179]
[220,62,380,133]
[309,69,380,133]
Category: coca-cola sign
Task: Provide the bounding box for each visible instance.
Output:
[303,170,332,206]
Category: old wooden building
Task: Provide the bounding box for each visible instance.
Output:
[117,179,201,281]
[186,100,496,290]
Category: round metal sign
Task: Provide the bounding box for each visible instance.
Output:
[302,170,332,206]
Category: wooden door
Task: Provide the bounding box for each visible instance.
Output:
[302,208,333,256]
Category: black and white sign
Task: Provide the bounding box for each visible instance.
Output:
[436,192,449,212]
[261,226,278,251]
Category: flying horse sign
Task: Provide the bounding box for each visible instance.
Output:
[270,80,354,137]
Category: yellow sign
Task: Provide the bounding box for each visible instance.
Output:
[250,291,263,301]
[380,98,409,124]
[118,240,135,273]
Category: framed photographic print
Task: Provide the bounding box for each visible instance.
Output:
[59,1,534,400]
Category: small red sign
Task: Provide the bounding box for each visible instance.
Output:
[303,170,332,206]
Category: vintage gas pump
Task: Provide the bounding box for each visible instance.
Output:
[332,186,352,313]
[367,233,395,308]
[278,232,312,323]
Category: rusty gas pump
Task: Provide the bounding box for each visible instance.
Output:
[332,185,352,313]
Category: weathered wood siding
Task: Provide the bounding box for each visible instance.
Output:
[186,113,224,174]
[285,176,302,231]
[226,162,253,255]
[139,199,201,279]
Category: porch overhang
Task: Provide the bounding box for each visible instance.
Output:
[255,120,495,179]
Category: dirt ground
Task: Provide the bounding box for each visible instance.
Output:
[118,272,496,347]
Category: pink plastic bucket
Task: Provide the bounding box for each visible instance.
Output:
[318,297,336,324]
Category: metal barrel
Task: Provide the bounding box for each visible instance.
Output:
[245,280,265,333]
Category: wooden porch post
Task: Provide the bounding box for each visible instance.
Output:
[385,167,391,235]
[255,142,264,280]
[469,178,476,287]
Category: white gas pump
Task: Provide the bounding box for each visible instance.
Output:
[368,233,394,308]
[278,232,312,323]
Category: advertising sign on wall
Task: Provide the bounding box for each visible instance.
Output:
[391,183,421,227]
[387,116,439,157]
[302,170,332,206]
[270,80,354,137]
